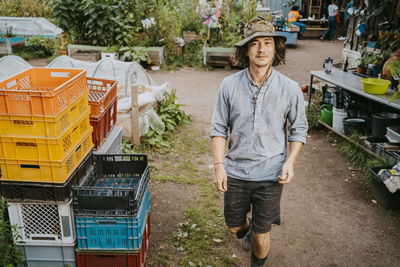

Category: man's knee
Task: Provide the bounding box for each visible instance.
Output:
[252,231,270,246]
[228,225,245,234]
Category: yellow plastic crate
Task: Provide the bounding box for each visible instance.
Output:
[0,111,91,161]
[0,91,89,138]
[0,130,93,183]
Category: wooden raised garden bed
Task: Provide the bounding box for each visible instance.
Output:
[68,44,164,65]
[0,36,25,54]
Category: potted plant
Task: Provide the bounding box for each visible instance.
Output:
[356,56,369,74]
[387,61,400,101]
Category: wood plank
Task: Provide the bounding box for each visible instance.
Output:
[318,120,381,159]
[306,27,328,31]
[131,85,140,146]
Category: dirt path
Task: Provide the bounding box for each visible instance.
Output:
[28,39,400,266]
[149,39,400,266]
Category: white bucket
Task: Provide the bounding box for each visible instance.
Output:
[101,52,117,60]
[333,107,347,134]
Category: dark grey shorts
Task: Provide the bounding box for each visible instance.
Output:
[224,177,283,233]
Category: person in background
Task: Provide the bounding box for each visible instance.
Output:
[321,0,339,42]
[339,0,353,40]
[287,5,306,39]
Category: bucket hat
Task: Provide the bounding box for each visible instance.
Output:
[235,16,287,47]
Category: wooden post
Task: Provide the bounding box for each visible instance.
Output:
[131,84,140,146]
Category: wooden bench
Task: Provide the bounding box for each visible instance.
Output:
[306,27,328,31]
[303,27,328,38]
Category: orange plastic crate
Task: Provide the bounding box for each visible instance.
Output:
[0,111,91,161]
[0,91,89,138]
[91,98,117,149]
[87,77,117,119]
[0,68,87,116]
[0,129,93,183]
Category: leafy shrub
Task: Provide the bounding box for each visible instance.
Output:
[118,47,151,64]
[0,0,51,17]
[49,0,139,47]
[23,36,55,58]
[143,89,191,148]
[0,197,25,267]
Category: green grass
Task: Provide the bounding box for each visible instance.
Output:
[135,124,235,266]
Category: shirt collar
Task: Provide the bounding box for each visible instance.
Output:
[245,68,276,88]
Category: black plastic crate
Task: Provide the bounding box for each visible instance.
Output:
[73,154,149,217]
[0,150,94,203]
[369,166,400,210]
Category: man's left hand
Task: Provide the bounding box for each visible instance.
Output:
[278,162,294,184]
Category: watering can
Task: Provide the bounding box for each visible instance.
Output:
[320,104,333,126]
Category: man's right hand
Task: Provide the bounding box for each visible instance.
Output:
[214,164,228,192]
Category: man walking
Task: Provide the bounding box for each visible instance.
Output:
[210,17,308,266]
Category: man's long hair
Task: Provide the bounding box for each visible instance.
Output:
[235,38,286,68]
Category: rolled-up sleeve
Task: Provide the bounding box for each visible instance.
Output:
[210,81,230,139]
[287,86,308,144]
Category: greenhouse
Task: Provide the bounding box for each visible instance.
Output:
[0,55,31,80]
[47,55,156,98]
[0,16,62,38]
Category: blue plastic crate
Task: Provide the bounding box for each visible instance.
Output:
[76,186,149,250]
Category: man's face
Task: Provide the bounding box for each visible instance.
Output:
[246,36,275,68]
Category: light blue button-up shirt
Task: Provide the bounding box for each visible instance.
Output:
[210,68,308,182]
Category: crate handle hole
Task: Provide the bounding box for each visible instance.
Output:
[20,164,40,169]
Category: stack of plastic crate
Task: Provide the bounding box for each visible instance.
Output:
[0,68,94,267]
[73,154,150,267]
[87,78,118,150]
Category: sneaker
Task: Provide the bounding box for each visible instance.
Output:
[338,36,346,41]
[320,36,324,40]
[242,217,252,251]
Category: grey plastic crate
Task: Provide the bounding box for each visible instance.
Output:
[94,126,122,154]
[17,243,76,267]
[386,126,400,143]
[375,143,400,165]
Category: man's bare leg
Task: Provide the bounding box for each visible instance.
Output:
[227,218,250,236]
[252,232,270,266]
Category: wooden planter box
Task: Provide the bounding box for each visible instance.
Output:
[71,50,101,62]
[68,44,164,65]
[203,46,241,70]
[0,36,25,54]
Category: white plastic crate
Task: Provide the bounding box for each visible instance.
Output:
[17,243,76,267]
[94,125,122,154]
[7,200,75,246]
